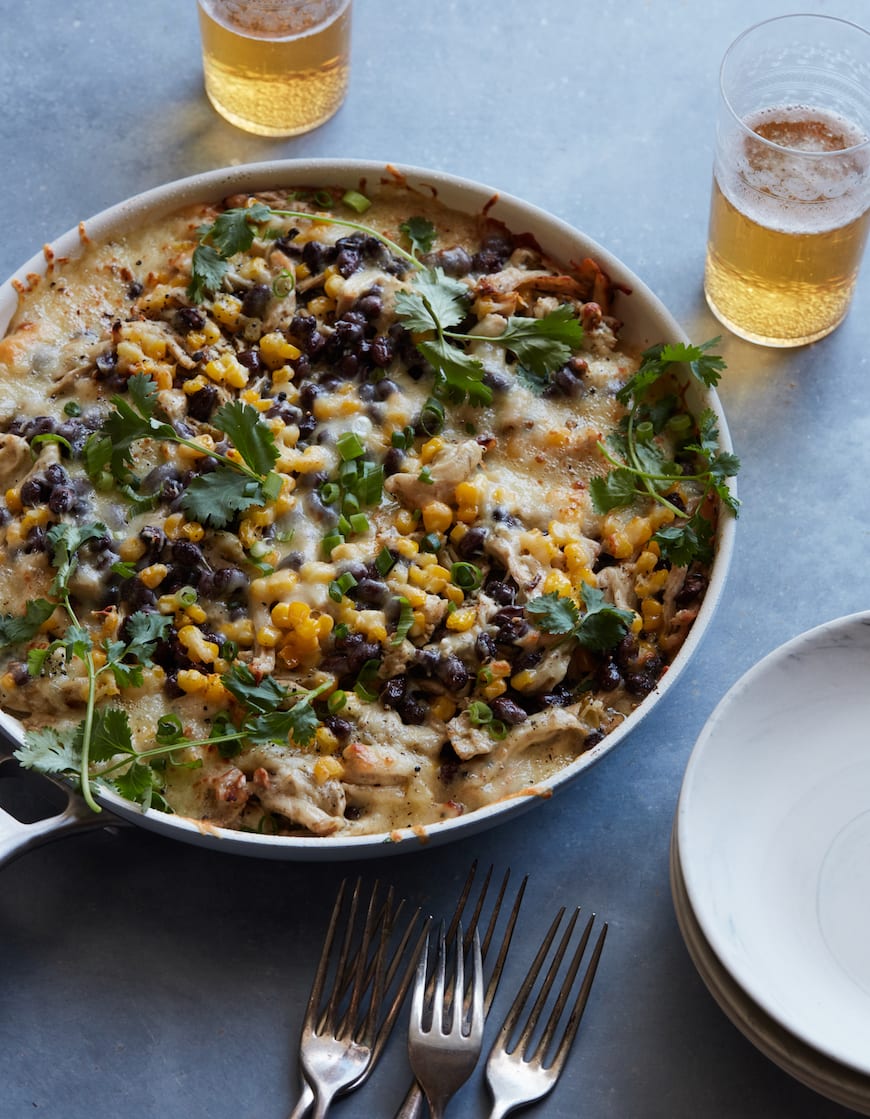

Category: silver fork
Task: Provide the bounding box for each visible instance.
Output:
[408,923,485,1119]
[289,878,428,1119]
[485,908,608,1119]
[394,862,527,1119]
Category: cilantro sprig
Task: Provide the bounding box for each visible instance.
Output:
[590,339,739,566]
[85,373,282,528]
[189,202,585,408]
[526,585,634,651]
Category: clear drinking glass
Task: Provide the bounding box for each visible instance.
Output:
[197,0,352,137]
[703,14,870,347]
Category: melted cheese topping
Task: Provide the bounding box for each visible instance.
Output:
[0,183,714,837]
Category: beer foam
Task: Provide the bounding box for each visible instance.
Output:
[717,105,870,235]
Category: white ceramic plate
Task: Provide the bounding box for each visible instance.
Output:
[677,611,870,1075]
[0,159,736,861]
[670,824,870,1114]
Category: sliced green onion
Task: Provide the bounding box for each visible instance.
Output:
[221,639,238,662]
[337,514,353,536]
[450,561,482,590]
[248,540,272,560]
[636,420,654,442]
[327,689,347,713]
[467,700,493,726]
[349,513,370,534]
[156,713,184,745]
[63,401,82,417]
[341,492,361,516]
[666,413,693,436]
[110,560,137,580]
[342,189,372,214]
[30,432,72,456]
[375,547,396,576]
[419,397,446,437]
[420,532,441,553]
[271,268,295,298]
[320,481,340,505]
[314,189,334,207]
[418,467,434,485]
[322,532,343,557]
[488,719,509,741]
[354,658,381,702]
[178,586,198,606]
[337,431,365,461]
[333,623,349,641]
[329,572,358,602]
[391,596,414,646]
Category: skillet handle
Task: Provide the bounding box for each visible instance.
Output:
[0,754,120,870]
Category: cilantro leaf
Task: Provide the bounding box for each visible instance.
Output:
[526,593,581,635]
[46,522,107,597]
[417,337,491,405]
[213,400,279,477]
[527,585,632,652]
[589,468,639,514]
[222,663,286,713]
[0,599,57,648]
[395,268,469,333]
[208,202,273,257]
[498,306,584,376]
[189,244,227,303]
[654,515,714,567]
[15,725,80,774]
[400,216,437,256]
[574,583,634,651]
[244,702,319,748]
[110,760,156,807]
[81,707,135,764]
[121,612,172,667]
[180,467,266,527]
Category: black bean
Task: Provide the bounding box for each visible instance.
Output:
[139,525,166,561]
[422,246,473,277]
[9,662,30,685]
[541,683,574,707]
[94,352,117,380]
[397,692,428,725]
[23,416,55,440]
[335,248,361,277]
[163,672,184,699]
[177,306,206,332]
[277,551,304,570]
[383,448,404,477]
[513,649,542,672]
[212,567,249,596]
[353,578,388,608]
[596,661,622,692]
[302,241,336,273]
[23,526,47,553]
[456,526,488,560]
[187,384,219,422]
[44,463,68,487]
[484,370,512,393]
[48,485,75,514]
[20,477,48,507]
[241,284,271,319]
[355,292,383,320]
[624,671,658,698]
[119,579,158,611]
[549,366,581,396]
[675,572,708,608]
[475,632,498,663]
[370,335,395,368]
[585,729,605,749]
[172,539,205,569]
[381,676,407,709]
[489,695,528,725]
[435,654,469,692]
[299,382,322,410]
[323,715,353,742]
[485,580,516,605]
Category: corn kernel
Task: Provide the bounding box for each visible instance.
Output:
[259,331,301,370]
[454,482,480,507]
[315,726,340,754]
[205,351,249,389]
[323,273,345,300]
[443,583,464,606]
[313,756,344,784]
[163,513,186,540]
[393,536,418,558]
[635,549,659,575]
[511,669,537,691]
[212,293,243,331]
[430,696,457,722]
[446,607,476,632]
[139,563,168,589]
[178,624,219,664]
[395,509,417,535]
[4,489,22,515]
[306,295,335,318]
[118,536,147,562]
[420,437,444,465]
[177,668,208,695]
[482,679,508,700]
[180,520,205,543]
[422,501,453,534]
[256,625,281,648]
[641,598,663,631]
[542,570,574,597]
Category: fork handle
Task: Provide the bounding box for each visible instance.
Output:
[392,1080,425,1119]
[287,1078,315,1119]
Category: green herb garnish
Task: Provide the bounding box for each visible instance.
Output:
[526,585,634,652]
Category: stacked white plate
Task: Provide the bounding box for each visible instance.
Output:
[672,611,870,1114]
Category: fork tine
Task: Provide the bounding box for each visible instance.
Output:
[492,906,565,1052]
[303,877,349,1030]
[519,909,582,1053]
[370,908,431,1064]
[481,873,527,1013]
[545,921,608,1074]
[530,912,592,1065]
[450,924,465,1035]
[410,928,431,1034]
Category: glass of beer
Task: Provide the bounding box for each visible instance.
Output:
[704,14,870,347]
[197,0,351,137]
